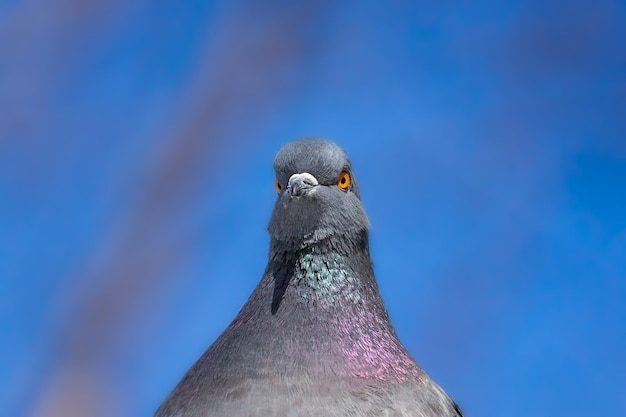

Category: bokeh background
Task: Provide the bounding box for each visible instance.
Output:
[2,1,625,416]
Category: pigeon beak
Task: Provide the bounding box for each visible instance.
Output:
[287,172,319,197]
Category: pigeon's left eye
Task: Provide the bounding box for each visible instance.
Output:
[275,180,282,193]
[338,171,350,190]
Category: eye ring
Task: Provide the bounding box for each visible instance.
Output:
[275,180,282,193]
[338,171,350,190]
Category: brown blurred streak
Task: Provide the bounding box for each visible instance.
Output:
[71,0,326,365]
[76,1,328,347]
[28,2,330,417]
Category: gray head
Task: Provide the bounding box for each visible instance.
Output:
[268,138,369,250]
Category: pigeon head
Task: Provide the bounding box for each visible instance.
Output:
[268,138,369,249]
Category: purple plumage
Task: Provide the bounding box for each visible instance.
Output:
[155,139,463,417]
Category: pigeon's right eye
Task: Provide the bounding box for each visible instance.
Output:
[275,180,282,193]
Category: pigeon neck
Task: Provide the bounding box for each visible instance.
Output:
[268,229,373,313]
[270,228,370,258]
[262,230,423,381]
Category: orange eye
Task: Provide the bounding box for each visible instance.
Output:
[338,171,350,190]
[275,180,282,193]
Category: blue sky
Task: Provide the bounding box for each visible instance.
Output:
[1,1,625,416]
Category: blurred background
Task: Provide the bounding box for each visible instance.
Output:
[1,1,625,416]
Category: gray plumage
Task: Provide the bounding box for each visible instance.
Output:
[155,138,463,417]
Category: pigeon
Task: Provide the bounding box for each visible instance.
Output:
[155,138,463,417]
